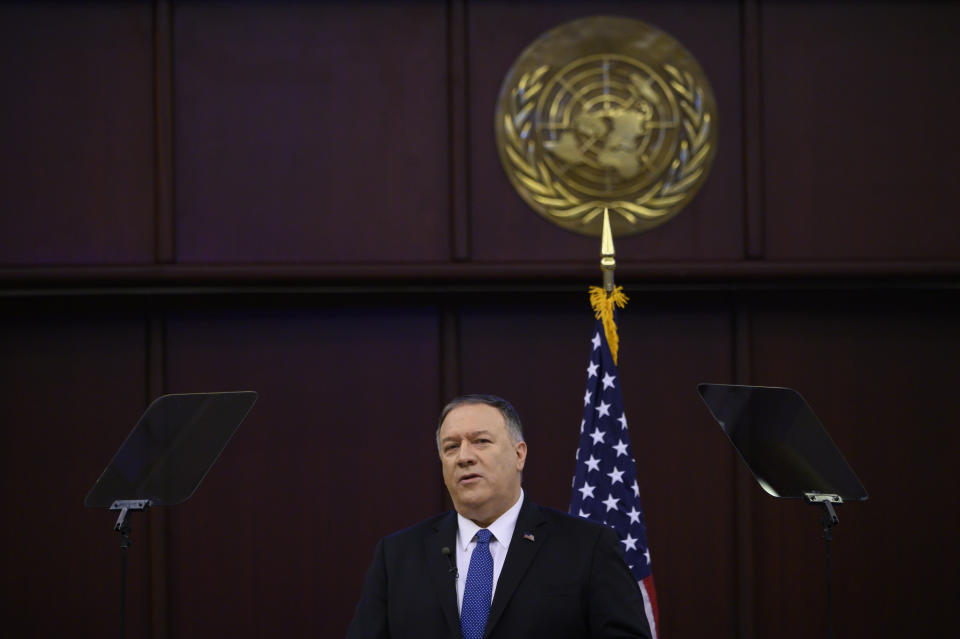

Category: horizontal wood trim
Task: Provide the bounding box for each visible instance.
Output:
[1,261,959,295]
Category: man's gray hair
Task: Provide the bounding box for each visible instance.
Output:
[436,394,525,449]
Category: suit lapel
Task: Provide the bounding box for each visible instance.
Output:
[485,497,548,636]
[425,512,461,637]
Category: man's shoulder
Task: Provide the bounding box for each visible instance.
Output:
[380,510,454,545]
[525,500,615,544]
[535,503,608,531]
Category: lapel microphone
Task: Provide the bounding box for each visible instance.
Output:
[440,546,459,579]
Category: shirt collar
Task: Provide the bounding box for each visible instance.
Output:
[456,488,524,551]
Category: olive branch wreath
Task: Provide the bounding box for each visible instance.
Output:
[501,62,713,228]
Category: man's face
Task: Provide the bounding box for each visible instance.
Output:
[438,403,527,527]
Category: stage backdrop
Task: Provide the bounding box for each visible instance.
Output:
[1,2,958,638]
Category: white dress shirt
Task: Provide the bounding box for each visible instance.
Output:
[454,489,525,613]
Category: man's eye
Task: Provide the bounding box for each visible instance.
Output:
[445,444,459,453]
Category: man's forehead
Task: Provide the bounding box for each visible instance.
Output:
[439,403,507,435]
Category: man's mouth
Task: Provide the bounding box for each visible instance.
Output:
[459,473,482,484]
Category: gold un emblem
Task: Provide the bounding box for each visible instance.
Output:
[495,16,718,237]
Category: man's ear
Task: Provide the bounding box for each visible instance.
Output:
[515,441,527,471]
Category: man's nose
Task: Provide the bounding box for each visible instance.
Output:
[456,442,477,464]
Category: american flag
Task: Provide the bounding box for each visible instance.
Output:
[569,315,660,638]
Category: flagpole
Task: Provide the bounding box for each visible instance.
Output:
[574,212,660,636]
[600,208,616,293]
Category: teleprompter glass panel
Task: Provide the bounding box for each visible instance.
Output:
[85,392,257,508]
[698,384,867,501]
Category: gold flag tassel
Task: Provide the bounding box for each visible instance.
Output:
[589,285,629,365]
[591,208,629,365]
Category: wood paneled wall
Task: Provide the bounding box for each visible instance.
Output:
[1,2,958,638]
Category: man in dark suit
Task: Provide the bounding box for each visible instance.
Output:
[346,394,652,639]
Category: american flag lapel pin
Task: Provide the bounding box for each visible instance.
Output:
[522,532,535,542]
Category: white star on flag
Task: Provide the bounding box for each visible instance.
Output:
[587,361,599,378]
[595,401,611,418]
[584,455,601,472]
[577,482,595,500]
[601,372,617,390]
[622,533,638,551]
[589,428,605,445]
[613,440,629,457]
[602,495,620,512]
[607,467,625,485]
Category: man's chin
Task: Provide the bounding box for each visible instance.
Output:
[452,494,489,517]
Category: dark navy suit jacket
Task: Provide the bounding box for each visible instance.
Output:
[346,496,653,639]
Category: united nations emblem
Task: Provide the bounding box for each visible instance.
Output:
[495,16,718,237]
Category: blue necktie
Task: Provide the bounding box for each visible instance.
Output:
[461,529,494,639]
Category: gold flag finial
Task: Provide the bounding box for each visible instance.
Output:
[590,208,629,364]
[601,208,616,293]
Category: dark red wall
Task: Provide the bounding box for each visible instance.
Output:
[1,2,958,638]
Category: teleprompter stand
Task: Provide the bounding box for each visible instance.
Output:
[85,391,258,638]
[697,384,867,639]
